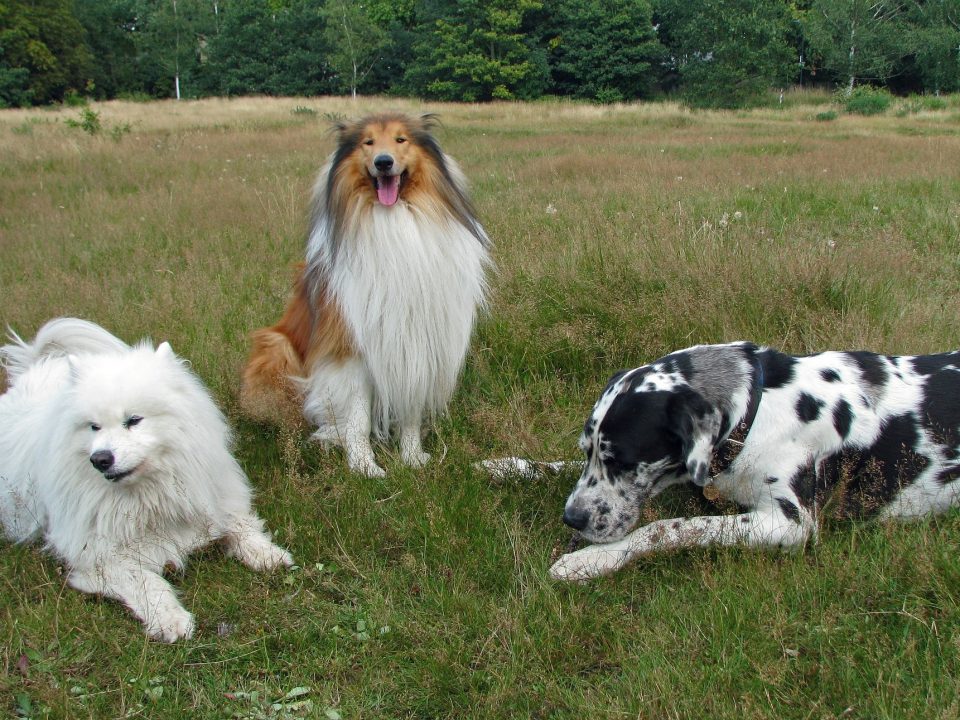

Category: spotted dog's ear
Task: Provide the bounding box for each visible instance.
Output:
[667,386,722,486]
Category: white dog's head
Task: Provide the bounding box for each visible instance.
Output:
[65,342,220,485]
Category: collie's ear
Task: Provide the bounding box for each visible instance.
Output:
[419,113,440,130]
[667,387,721,487]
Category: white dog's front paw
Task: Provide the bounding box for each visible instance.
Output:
[242,540,294,572]
[146,605,195,643]
[549,544,629,582]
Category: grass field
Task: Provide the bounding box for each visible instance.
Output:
[2,92,960,719]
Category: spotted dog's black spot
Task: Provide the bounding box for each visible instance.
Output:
[776,497,801,523]
[815,414,929,518]
[671,521,680,529]
[617,488,626,497]
[919,365,960,451]
[586,477,597,488]
[911,351,960,376]
[821,368,841,383]
[790,464,827,509]
[757,349,796,389]
[596,502,611,516]
[846,351,889,391]
[764,476,778,484]
[796,393,825,422]
[833,399,854,440]
[740,516,751,524]
[662,352,695,382]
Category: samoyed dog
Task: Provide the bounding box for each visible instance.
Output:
[0,318,293,642]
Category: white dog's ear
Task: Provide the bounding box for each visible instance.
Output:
[668,387,721,487]
[66,354,81,383]
[156,341,175,360]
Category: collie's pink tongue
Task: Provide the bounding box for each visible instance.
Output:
[377,175,399,206]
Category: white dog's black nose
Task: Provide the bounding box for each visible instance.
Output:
[563,506,590,531]
[374,154,394,172]
[90,450,114,473]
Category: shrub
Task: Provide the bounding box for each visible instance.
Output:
[594,87,625,105]
[840,86,892,116]
[816,110,838,121]
[64,107,102,135]
[63,89,88,107]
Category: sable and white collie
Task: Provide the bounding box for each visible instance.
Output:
[0,318,293,642]
[241,113,491,476]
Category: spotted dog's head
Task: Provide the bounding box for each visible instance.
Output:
[562,351,738,543]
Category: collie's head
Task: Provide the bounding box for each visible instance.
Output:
[318,113,487,246]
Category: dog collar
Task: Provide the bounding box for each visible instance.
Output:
[705,354,765,498]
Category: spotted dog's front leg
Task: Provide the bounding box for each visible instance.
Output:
[550,507,813,581]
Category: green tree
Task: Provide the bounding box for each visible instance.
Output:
[655,0,794,108]
[199,0,333,97]
[542,0,665,101]
[322,0,390,98]
[132,0,217,99]
[0,0,92,104]
[74,0,139,99]
[802,0,908,93]
[405,0,548,101]
[907,0,960,94]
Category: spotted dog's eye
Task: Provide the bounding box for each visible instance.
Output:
[124,415,143,429]
[90,423,101,432]
[396,137,407,144]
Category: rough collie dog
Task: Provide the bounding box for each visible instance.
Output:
[241,113,491,476]
[0,318,293,642]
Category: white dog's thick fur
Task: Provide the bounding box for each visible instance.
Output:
[0,318,293,642]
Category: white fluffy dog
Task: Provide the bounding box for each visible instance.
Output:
[0,318,293,642]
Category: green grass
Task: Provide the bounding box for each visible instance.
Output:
[2,95,960,719]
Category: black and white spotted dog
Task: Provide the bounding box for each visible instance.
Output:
[489,342,960,580]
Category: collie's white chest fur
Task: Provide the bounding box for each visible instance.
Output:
[318,204,490,431]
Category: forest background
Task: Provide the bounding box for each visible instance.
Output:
[3,0,960,110]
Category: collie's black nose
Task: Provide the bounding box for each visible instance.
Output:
[563,506,590,531]
[90,450,114,472]
[374,154,394,172]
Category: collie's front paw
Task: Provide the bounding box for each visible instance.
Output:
[401,449,431,468]
[350,456,386,478]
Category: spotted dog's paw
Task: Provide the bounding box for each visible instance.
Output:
[549,543,629,582]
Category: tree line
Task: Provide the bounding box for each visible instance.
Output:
[2,0,959,109]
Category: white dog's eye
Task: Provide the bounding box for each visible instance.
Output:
[124,415,143,429]
[90,423,101,432]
